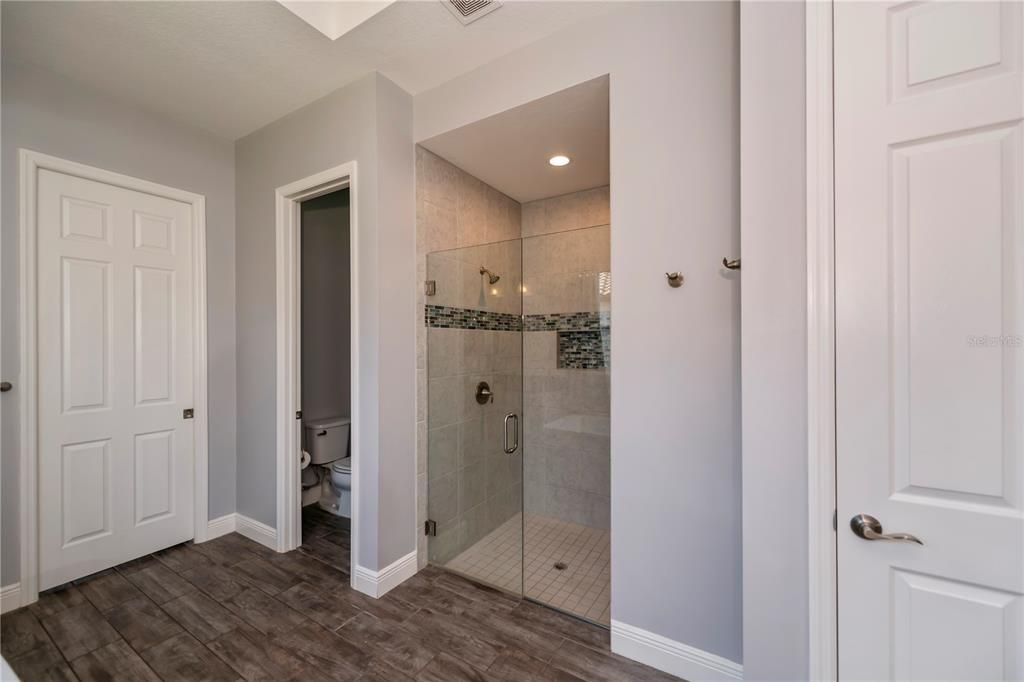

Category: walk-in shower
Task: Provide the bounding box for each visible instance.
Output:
[417,74,610,626]
[424,207,611,626]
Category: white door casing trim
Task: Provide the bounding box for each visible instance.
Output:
[806,3,838,681]
[18,149,209,605]
[274,162,358,580]
[610,620,743,682]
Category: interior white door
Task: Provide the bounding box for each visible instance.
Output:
[37,168,195,590]
[835,2,1024,679]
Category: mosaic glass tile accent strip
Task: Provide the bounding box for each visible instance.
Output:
[425,305,610,333]
[557,330,610,369]
[425,304,522,331]
[523,310,609,332]
[425,305,611,371]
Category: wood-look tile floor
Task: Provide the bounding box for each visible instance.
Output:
[1,507,681,681]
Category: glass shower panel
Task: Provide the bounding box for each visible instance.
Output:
[425,239,524,595]
[522,225,611,626]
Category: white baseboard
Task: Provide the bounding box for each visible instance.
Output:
[611,620,742,682]
[235,514,279,551]
[1,583,22,614]
[204,513,278,552]
[206,514,237,540]
[352,550,417,598]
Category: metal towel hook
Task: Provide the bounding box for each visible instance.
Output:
[665,272,684,288]
[722,257,741,270]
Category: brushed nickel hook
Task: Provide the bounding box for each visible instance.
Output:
[722,257,741,270]
[665,272,684,288]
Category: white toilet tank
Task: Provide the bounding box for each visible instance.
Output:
[303,415,350,465]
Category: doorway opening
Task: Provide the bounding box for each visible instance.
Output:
[274,162,358,583]
[297,189,353,570]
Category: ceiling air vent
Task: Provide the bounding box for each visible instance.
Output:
[442,0,502,25]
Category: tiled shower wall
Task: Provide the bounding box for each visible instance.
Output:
[416,147,521,566]
[415,142,611,566]
[522,192,611,530]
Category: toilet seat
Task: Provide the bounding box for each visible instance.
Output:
[331,457,351,474]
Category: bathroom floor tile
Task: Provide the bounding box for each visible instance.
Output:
[206,627,307,680]
[0,606,53,659]
[70,639,162,682]
[140,632,241,682]
[161,591,245,643]
[230,557,303,596]
[0,508,674,682]
[75,570,145,612]
[221,585,307,636]
[104,596,184,652]
[335,611,436,676]
[276,581,363,630]
[6,640,78,682]
[39,602,121,661]
[124,563,196,604]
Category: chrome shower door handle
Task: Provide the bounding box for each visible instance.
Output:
[503,413,519,454]
[850,514,923,545]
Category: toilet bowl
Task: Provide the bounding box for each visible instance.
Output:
[302,415,351,517]
[329,457,351,517]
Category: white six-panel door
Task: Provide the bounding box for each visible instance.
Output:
[37,168,195,590]
[835,2,1023,679]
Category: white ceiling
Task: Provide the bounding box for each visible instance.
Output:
[420,76,608,203]
[277,1,397,40]
[1,1,617,140]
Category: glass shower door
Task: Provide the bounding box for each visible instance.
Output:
[522,225,611,626]
[425,239,524,595]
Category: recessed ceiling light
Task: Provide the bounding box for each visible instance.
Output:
[548,155,571,167]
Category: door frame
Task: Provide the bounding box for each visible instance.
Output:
[17,149,209,606]
[805,3,838,681]
[273,162,358,578]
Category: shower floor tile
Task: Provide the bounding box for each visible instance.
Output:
[444,513,610,626]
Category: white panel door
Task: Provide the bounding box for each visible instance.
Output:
[835,2,1024,680]
[37,169,195,589]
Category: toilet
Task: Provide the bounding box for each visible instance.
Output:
[302,415,351,517]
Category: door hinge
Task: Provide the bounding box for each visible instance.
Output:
[424,280,436,296]
[424,519,437,537]
[296,410,302,420]
[833,509,837,532]
[183,408,194,420]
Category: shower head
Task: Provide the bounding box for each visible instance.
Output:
[479,266,500,285]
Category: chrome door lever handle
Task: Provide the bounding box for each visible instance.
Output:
[850,514,923,545]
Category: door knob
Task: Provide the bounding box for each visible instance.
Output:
[0,381,11,392]
[850,514,923,545]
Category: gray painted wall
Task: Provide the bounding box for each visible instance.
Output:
[415,2,742,664]
[740,3,809,680]
[0,61,238,585]
[234,73,416,571]
[301,190,351,424]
